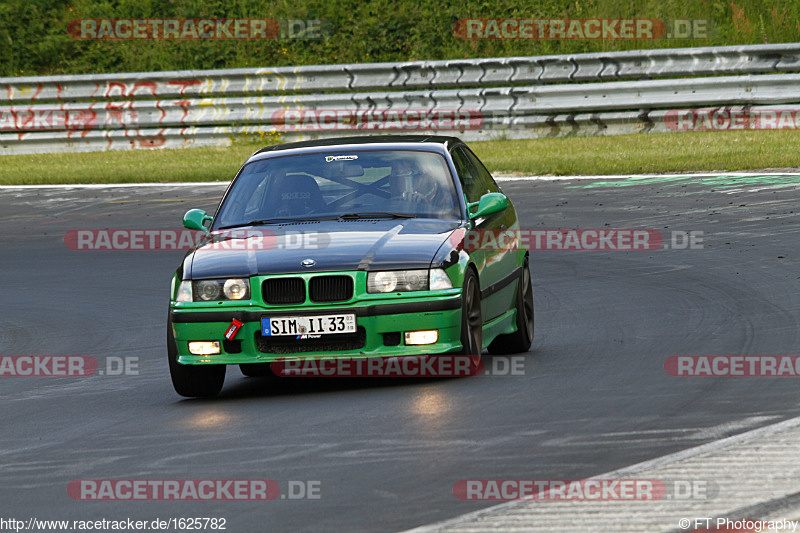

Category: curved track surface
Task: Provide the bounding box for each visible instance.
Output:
[1,174,798,532]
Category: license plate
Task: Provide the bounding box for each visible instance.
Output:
[262,314,356,337]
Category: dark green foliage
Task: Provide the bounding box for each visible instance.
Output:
[1,0,798,76]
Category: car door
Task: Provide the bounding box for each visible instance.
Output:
[451,145,519,322]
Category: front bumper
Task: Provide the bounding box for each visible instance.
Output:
[170,293,463,365]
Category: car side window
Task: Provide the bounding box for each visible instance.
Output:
[451,147,480,203]
[451,146,497,203]
[461,146,499,196]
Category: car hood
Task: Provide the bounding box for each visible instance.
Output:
[187,218,461,278]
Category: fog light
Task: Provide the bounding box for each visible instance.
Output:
[404,330,438,345]
[188,341,221,355]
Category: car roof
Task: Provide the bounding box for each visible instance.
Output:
[251,135,464,158]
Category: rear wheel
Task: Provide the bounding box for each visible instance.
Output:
[167,318,226,398]
[458,268,482,356]
[488,257,534,355]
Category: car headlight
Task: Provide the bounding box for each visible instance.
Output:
[367,269,452,293]
[188,279,251,301]
[223,278,249,300]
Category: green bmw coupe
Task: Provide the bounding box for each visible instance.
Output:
[168,135,533,397]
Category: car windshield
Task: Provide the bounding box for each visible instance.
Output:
[213,149,460,229]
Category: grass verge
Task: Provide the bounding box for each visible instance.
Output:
[1,130,800,185]
[474,130,800,176]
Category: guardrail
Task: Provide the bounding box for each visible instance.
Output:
[2,43,800,154]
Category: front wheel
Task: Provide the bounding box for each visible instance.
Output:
[167,319,225,398]
[458,268,482,356]
[488,257,534,355]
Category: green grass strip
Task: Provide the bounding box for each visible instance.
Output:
[1,131,799,185]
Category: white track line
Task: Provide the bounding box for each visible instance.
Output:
[0,182,229,190]
[495,172,800,182]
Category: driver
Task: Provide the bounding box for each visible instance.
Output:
[391,158,440,205]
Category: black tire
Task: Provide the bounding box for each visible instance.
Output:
[167,319,226,398]
[488,257,534,355]
[239,363,274,377]
[458,268,483,356]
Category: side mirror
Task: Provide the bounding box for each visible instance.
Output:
[468,192,508,220]
[183,209,213,234]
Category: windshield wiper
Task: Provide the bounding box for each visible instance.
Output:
[217,217,329,229]
[337,212,417,220]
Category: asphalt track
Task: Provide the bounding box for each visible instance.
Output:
[1,173,799,532]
